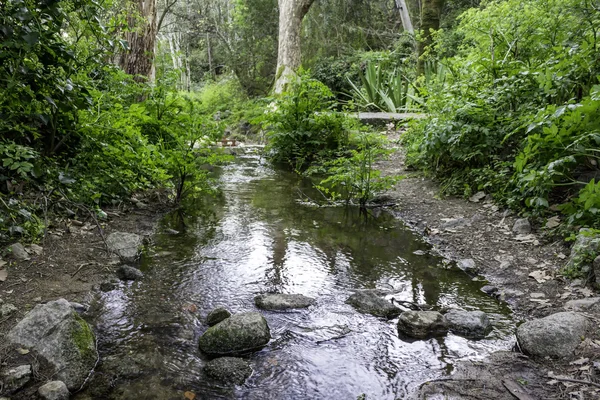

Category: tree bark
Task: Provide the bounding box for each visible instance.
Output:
[273,0,315,94]
[395,0,414,34]
[417,0,444,75]
[118,0,158,80]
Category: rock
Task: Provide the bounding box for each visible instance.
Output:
[164,228,180,235]
[516,312,589,358]
[0,364,32,394]
[345,291,401,319]
[512,218,532,234]
[255,293,315,311]
[134,201,147,210]
[38,380,70,400]
[28,244,43,255]
[0,303,17,317]
[105,232,143,263]
[457,258,478,274]
[70,302,87,314]
[441,218,469,230]
[206,307,232,326]
[444,310,491,339]
[469,191,486,203]
[565,228,600,277]
[564,297,600,312]
[116,265,143,281]
[199,312,270,356]
[6,299,97,390]
[397,311,448,339]
[530,292,546,299]
[9,243,30,261]
[204,357,252,385]
[480,285,498,295]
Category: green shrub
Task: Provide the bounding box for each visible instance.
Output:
[261,72,352,170]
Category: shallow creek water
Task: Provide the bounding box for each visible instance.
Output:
[79,150,514,400]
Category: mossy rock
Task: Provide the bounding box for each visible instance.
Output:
[199,312,270,356]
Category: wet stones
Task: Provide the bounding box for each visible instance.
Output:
[565,228,599,279]
[255,293,315,311]
[38,381,70,400]
[397,311,448,339]
[206,307,232,326]
[7,299,97,391]
[204,357,252,385]
[106,232,143,263]
[516,312,589,358]
[444,310,491,339]
[199,312,271,356]
[0,364,32,394]
[345,290,401,319]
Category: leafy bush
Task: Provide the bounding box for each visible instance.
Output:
[403,0,600,230]
[310,133,402,207]
[261,72,352,170]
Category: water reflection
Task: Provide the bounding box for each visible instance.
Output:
[79,152,513,400]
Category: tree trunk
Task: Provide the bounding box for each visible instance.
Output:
[417,0,444,75]
[395,0,414,34]
[273,0,315,94]
[118,0,157,80]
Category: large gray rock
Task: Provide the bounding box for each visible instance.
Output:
[512,218,532,234]
[6,299,97,391]
[345,291,401,319]
[445,309,491,339]
[204,357,252,385]
[199,312,270,356]
[565,228,600,278]
[255,293,315,310]
[516,312,589,358]
[397,311,448,339]
[106,232,143,262]
[38,381,70,400]
[0,364,32,394]
[206,307,231,327]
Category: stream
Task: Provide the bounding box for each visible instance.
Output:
[79,149,514,400]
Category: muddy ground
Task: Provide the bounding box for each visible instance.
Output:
[1,139,599,399]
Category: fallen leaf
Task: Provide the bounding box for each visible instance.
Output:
[413,250,427,256]
[184,304,198,313]
[570,357,589,366]
[469,191,486,203]
[576,287,594,297]
[545,216,561,229]
[529,270,551,283]
[17,348,29,355]
[184,391,196,400]
[0,260,6,268]
[556,253,567,260]
[0,269,7,282]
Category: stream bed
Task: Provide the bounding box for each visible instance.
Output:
[79,150,514,400]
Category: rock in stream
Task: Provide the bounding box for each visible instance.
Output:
[345,290,401,319]
[444,309,491,339]
[397,311,448,339]
[255,293,315,310]
[204,357,252,385]
[199,312,271,356]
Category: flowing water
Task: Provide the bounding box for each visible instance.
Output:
[79,150,514,400]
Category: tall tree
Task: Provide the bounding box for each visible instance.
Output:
[273,0,315,93]
[417,0,444,74]
[395,0,414,34]
[117,0,158,80]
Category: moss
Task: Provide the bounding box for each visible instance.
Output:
[72,313,96,360]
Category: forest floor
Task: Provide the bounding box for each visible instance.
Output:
[379,129,600,399]
[1,137,599,399]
